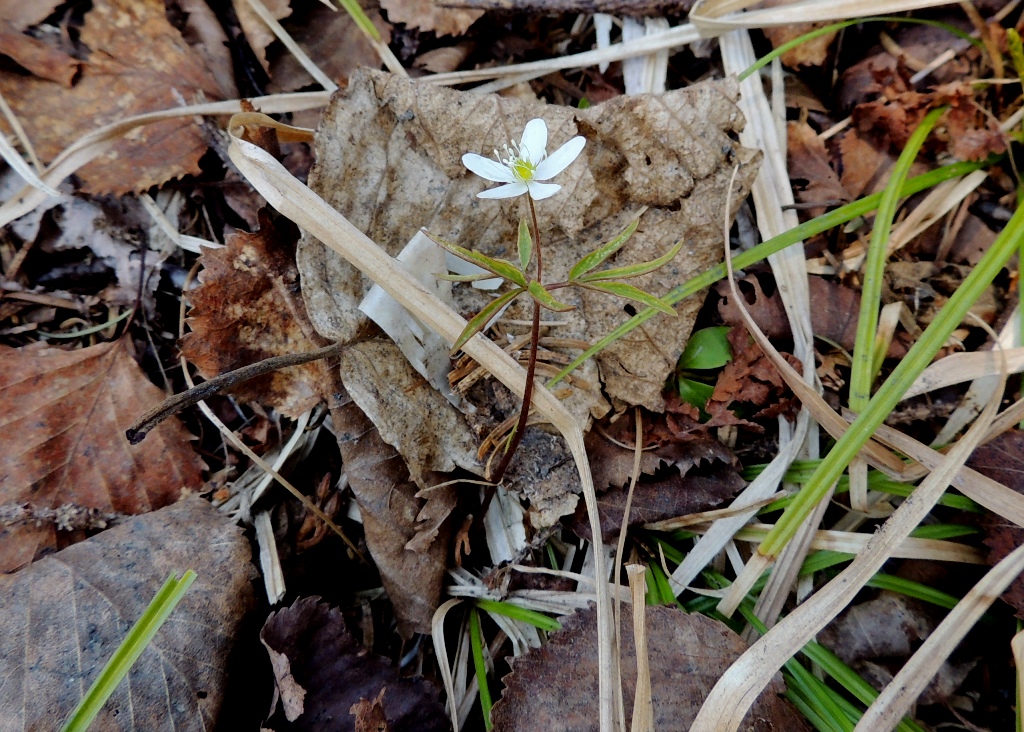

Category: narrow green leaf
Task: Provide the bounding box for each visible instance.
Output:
[61,571,197,732]
[678,326,732,370]
[528,281,575,312]
[426,232,528,287]
[469,608,494,731]
[334,0,382,41]
[578,240,684,282]
[476,598,562,631]
[434,272,502,283]
[568,218,639,281]
[452,288,523,353]
[579,281,676,316]
[517,218,533,271]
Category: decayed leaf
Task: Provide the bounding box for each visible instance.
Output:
[267,0,391,93]
[0,339,204,572]
[260,596,448,732]
[380,0,482,37]
[351,689,391,732]
[299,69,757,524]
[787,120,850,217]
[328,386,455,635]
[0,0,221,194]
[0,496,255,730]
[0,21,79,86]
[490,604,808,731]
[233,0,292,73]
[967,430,1024,618]
[180,209,332,418]
[761,0,836,68]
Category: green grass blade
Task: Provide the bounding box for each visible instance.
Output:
[476,598,562,631]
[760,199,1024,558]
[334,0,383,41]
[547,157,996,390]
[61,571,197,732]
[469,607,494,731]
[849,107,946,413]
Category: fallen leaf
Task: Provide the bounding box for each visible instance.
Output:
[352,688,391,732]
[787,121,850,217]
[0,339,205,571]
[414,44,472,74]
[717,274,910,358]
[0,496,255,730]
[761,0,836,68]
[0,0,61,30]
[267,0,391,93]
[260,596,448,732]
[967,430,1024,618]
[233,0,292,73]
[0,21,79,86]
[838,128,896,199]
[490,604,808,731]
[180,209,332,418]
[299,69,757,526]
[178,0,240,99]
[328,385,455,636]
[380,0,483,37]
[0,0,221,194]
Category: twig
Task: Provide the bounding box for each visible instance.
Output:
[126,343,342,443]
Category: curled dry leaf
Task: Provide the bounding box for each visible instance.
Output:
[299,69,757,523]
[380,0,483,37]
[0,339,204,572]
[260,596,448,732]
[180,209,332,418]
[490,604,808,732]
[0,0,221,195]
[0,496,255,731]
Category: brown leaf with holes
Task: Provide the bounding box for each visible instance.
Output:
[180,209,331,418]
[491,604,809,732]
[0,496,254,730]
[967,430,1024,618]
[0,340,204,572]
[0,21,79,86]
[0,0,221,194]
[787,121,850,217]
[260,597,448,732]
[380,0,482,36]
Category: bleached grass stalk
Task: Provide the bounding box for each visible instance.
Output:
[243,0,338,91]
[0,90,42,172]
[689,348,1007,732]
[432,598,466,731]
[855,541,1024,730]
[226,113,617,732]
[690,0,963,33]
[254,510,286,603]
[1014,629,1024,732]
[626,564,653,732]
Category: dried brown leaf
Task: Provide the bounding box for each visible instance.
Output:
[233,0,292,73]
[761,0,836,69]
[787,121,850,217]
[180,209,331,418]
[490,604,808,732]
[260,596,448,732]
[0,21,79,86]
[380,0,482,37]
[0,339,204,571]
[352,688,391,732]
[0,0,221,194]
[0,496,254,730]
[0,0,61,30]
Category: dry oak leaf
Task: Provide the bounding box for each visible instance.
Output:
[490,604,808,732]
[0,0,221,195]
[260,596,448,732]
[380,0,482,37]
[0,496,255,731]
[0,339,205,572]
[181,209,332,418]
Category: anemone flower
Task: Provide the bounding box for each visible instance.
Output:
[462,118,585,201]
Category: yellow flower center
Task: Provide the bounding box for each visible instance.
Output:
[511,158,536,182]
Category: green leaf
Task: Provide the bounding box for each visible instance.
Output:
[1008,29,1024,82]
[577,240,684,282]
[469,608,494,731]
[434,272,502,283]
[568,218,639,281]
[426,232,528,287]
[678,326,732,370]
[579,281,676,316]
[528,281,575,312]
[61,571,197,732]
[476,598,562,631]
[677,377,715,411]
[517,218,533,271]
[452,288,523,353]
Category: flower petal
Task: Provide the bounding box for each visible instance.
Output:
[462,153,516,183]
[478,182,529,199]
[527,182,561,200]
[519,119,548,165]
[534,136,585,180]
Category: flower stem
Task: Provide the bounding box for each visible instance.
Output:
[490,198,544,484]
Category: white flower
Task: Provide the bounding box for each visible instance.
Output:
[462,119,586,201]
